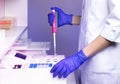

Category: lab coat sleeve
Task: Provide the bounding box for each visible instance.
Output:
[100,0,120,43]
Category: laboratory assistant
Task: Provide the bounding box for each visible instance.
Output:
[48,0,120,84]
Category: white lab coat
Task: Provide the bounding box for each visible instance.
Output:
[76,0,120,84]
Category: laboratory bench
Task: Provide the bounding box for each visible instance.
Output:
[0,40,76,84]
[0,27,76,84]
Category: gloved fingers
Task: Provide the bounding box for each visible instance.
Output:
[58,66,67,78]
[62,64,71,78]
[50,60,64,73]
[63,70,71,78]
[52,64,64,78]
[48,12,54,26]
[50,64,58,73]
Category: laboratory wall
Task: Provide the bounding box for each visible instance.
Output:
[28,0,82,56]
[0,0,4,18]
[4,0,28,26]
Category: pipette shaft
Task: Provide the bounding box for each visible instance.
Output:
[52,10,57,56]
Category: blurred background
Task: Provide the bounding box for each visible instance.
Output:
[28,0,82,56]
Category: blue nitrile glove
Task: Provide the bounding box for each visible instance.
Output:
[48,7,73,27]
[50,50,88,78]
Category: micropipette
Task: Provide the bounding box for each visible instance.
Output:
[52,9,57,56]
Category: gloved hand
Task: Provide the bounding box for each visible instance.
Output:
[48,7,73,27]
[50,50,88,78]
